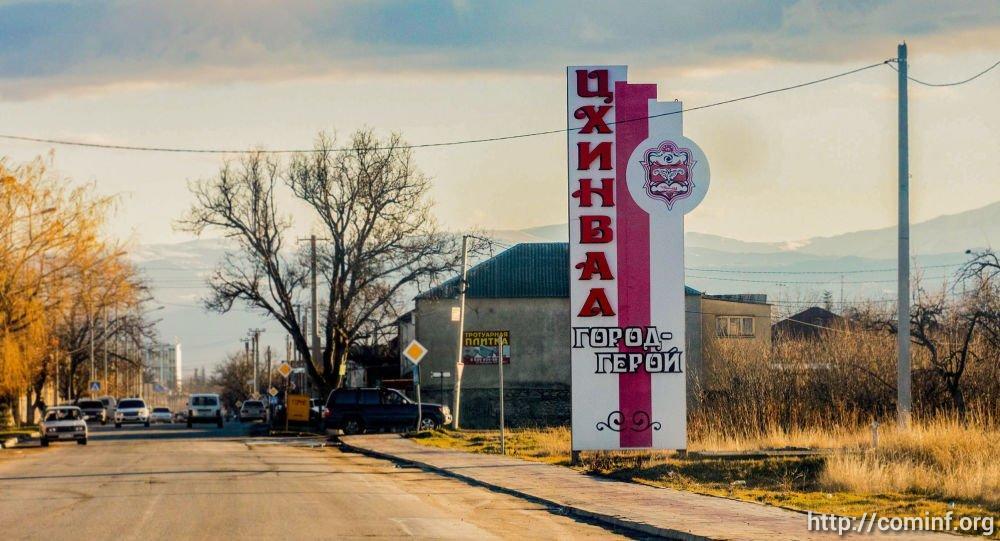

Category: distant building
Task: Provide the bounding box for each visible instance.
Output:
[772,306,847,340]
[397,243,771,428]
[148,343,183,392]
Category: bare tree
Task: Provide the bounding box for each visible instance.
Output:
[181,130,461,392]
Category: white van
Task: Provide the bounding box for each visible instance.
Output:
[98,396,117,422]
[186,393,223,428]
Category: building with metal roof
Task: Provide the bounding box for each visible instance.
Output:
[399,242,771,428]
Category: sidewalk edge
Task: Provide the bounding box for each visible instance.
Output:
[340,438,710,541]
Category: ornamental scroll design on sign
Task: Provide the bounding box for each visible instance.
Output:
[595,410,662,432]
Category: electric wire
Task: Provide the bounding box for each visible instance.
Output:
[889,58,1000,87]
[0,60,892,155]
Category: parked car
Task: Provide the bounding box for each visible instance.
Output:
[186,393,223,428]
[173,410,188,423]
[40,406,88,446]
[98,396,117,423]
[239,400,266,423]
[150,407,173,424]
[114,398,150,428]
[323,387,452,435]
[76,399,108,425]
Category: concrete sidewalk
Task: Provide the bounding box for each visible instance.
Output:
[341,434,954,540]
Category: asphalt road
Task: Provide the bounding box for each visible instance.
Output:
[0,422,627,540]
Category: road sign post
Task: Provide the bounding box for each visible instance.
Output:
[497,334,505,455]
[402,340,427,432]
[277,361,293,432]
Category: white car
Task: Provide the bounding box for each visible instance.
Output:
[114,398,151,428]
[239,400,266,423]
[150,407,173,424]
[40,406,88,446]
[186,393,224,428]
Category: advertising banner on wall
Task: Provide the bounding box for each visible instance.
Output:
[462,330,511,365]
[567,66,710,451]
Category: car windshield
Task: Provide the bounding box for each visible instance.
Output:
[243,401,262,408]
[118,400,145,409]
[153,407,170,413]
[78,401,103,408]
[192,396,218,406]
[45,409,82,421]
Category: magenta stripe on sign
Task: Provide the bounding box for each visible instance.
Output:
[614,81,656,448]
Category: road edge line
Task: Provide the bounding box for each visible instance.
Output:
[339,439,708,541]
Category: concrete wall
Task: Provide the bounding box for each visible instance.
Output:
[696,297,773,389]
[413,296,570,428]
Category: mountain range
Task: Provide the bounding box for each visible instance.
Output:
[137,201,999,376]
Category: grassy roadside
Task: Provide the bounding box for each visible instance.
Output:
[411,425,999,537]
[0,426,38,440]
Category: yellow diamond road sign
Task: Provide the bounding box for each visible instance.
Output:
[277,361,293,379]
[403,340,428,364]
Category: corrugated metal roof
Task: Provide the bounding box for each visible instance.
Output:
[417,242,702,300]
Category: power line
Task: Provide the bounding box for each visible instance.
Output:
[686,262,963,275]
[686,273,952,285]
[0,60,891,155]
[889,58,1000,87]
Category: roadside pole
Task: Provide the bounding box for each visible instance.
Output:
[497,334,505,455]
[897,42,912,427]
[415,364,422,432]
[89,311,95,396]
[102,310,108,392]
[310,235,321,382]
[402,340,428,432]
[452,235,469,429]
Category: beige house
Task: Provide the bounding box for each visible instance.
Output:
[399,243,771,428]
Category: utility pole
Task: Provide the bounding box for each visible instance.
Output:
[102,310,109,392]
[266,346,272,391]
[297,235,328,391]
[452,235,470,429]
[839,274,845,314]
[242,338,251,395]
[309,235,321,381]
[248,329,265,397]
[89,311,95,396]
[897,42,912,427]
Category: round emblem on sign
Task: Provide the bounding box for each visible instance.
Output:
[626,134,710,216]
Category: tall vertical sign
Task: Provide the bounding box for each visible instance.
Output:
[568,66,710,451]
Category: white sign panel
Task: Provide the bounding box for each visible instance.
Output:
[568,66,709,451]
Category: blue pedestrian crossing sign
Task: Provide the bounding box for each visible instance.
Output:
[89,381,101,393]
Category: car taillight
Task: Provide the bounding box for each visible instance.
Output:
[323,409,331,418]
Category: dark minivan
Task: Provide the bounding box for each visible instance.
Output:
[323,388,452,435]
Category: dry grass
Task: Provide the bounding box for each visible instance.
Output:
[821,417,1000,506]
[413,417,1000,529]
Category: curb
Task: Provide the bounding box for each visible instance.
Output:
[340,439,707,540]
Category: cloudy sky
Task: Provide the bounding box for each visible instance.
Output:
[1,0,999,245]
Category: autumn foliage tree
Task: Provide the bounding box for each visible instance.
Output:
[0,156,151,426]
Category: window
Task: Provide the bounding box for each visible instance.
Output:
[359,390,380,405]
[192,396,217,406]
[118,399,146,409]
[45,409,82,421]
[382,390,409,405]
[716,316,755,338]
[332,390,357,405]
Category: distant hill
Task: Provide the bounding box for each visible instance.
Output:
[137,200,997,375]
